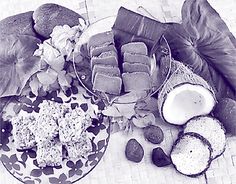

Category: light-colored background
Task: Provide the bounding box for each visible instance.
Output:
[1,0,236,184]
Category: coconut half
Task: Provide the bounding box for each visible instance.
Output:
[162,83,215,125]
[158,60,216,125]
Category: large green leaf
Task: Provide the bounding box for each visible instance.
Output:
[0,34,41,97]
[165,0,236,99]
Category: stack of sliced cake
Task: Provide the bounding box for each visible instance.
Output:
[121,42,152,92]
[88,31,122,95]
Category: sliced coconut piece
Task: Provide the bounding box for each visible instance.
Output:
[170,132,212,177]
[183,116,226,159]
[158,60,216,125]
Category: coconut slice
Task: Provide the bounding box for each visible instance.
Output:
[158,60,216,125]
[183,116,226,159]
[170,132,212,177]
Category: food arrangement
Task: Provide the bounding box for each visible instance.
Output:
[0,3,110,183]
[88,30,152,96]
[0,0,236,183]
[11,100,92,167]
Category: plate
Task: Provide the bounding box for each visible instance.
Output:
[73,17,172,105]
[0,84,110,184]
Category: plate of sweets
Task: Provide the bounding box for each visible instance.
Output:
[0,3,111,184]
[73,7,173,105]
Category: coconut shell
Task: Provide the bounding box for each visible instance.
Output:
[157,60,216,125]
[170,132,212,177]
[213,98,236,135]
[183,115,226,159]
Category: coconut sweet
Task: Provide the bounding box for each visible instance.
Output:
[158,60,216,125]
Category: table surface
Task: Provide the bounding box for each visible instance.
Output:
[1,0,236,184]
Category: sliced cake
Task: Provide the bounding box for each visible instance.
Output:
[93,73,122,95]
[92,64,120,83]
[37,138,62,167]
[122,72,151,92]
[90,56,118,69]
[87,31,114,52]
[90,44,117,57]
[121,42,148,55]
[97,50,118,58]
[123,62,150,74]
[123,52,150,67]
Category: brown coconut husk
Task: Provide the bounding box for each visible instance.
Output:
[157,60,216,125]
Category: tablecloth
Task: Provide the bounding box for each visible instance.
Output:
[1,0,236,184]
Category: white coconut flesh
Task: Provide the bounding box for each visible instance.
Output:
[171,134,211,176]
[184,116,226,159]
[162,84,215,125]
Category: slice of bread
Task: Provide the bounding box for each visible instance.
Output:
[92,65,120,83]
[123,52,150,67]
[121,42,148,55]
[123,62,150,74]
[90,44,117,57]
[93,73,122,95]
[87,31,114,52]
[122,72,151,92]
[91,56,118,69]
